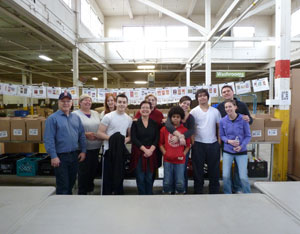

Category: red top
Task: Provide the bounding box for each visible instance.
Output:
[135,107,164,128]
[159,124,191,164]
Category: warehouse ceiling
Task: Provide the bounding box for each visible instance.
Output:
[0,0,298,88]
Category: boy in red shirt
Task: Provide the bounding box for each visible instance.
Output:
[159,106,191,194]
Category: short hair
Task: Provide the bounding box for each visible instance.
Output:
[195,88,210,100]
[168,106,185,120]
[224,99,237,106]
[116,93,128,102]
[140,100,152,109]
[221,85,233,92]
[104,93,116,114]
[79,94,92,103]
[145,94,157,101]
[179,95,192,104]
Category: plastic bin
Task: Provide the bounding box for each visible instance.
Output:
[14,110,29,117]
[17,157,42,176]
[37,155,54,176]
[0,154,24,174]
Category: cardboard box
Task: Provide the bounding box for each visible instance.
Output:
[25,118,42,141]
[250,118,264,142]
[10,118,26,141]
[4,142,39,153]
[293,118,300,178]
[0,117,11,141]
[264,118,283,142]
[40,118,46,141]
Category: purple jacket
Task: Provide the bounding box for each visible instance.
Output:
[219,114,251,154]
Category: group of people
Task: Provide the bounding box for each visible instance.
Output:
[44,85,253,195]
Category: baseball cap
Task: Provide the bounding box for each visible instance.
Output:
[59,91,72,100]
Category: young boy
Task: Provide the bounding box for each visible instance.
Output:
[159,106,191,194]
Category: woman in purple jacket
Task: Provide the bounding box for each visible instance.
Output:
[219,100,251,194]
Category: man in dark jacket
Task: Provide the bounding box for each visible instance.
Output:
[217,85,252,193]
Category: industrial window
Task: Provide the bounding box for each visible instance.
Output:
[81,0,103,37]
[233,26,255,48]
[167,26,188,48]
[62,0,72,8]
[292,8,300,37]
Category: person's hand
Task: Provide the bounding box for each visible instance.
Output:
[78,152,86,162]
[179,137,186,146]
[228,139,239,147]
[125,137,130,144]
[51,157,60,167]
[169,135,179,144]
[233,146,242,152]
[242,115,250,122]
[143,148,153,158]
[85,132,96,140]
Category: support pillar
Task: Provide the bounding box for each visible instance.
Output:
[273,0,291,181]
[22,71,28,110]
[103,69,107,88]
[186,64,191,87]
[205,0,211,86]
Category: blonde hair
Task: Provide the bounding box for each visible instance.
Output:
[79,94,92,103]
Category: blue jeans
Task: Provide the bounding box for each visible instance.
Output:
[163,162,185,194]
[222,152,251,194]
[54,151,79,195]
[136,157,153,195]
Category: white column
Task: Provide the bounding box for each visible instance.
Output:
[186,64,191,86]
[22,71,28,109]
[103,69,108,88]
[72,47,79,87]
[205,0,211,86]
[269,67,274,109]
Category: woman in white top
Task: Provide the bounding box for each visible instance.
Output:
[100,93,116,120]
[74,94,102,195]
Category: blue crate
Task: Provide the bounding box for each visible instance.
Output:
[14,110,29,117]
[16,157,41,176]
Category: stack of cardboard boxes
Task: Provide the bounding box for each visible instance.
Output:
[0,117,45,153]
[250,114,283,142]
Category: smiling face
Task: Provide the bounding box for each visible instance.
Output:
[179,100,191,113]
[80,97,92,110]
[146,95,157,110]
[140,102,151,117]
[58,97,72,113]
[225,101,237,116]
[106,95,115,111]
[116,96,128,114]
[222,87,234,100]
[197,92,208,105]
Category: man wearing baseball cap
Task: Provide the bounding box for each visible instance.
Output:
[44,91,87,194]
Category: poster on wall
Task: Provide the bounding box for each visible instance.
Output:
[2,84,17,96]
[128,88,141,105]
[204,84,219,98]
[17,85,32,97]
[235,81,251,95]
[31,86,46,99]
[0,83,4,94]
[97,88,108,103]
[66,87,79,99]
[252,78,269,92]
[46,87,61,99]
[82,88,98,102]
[218,82,236,95]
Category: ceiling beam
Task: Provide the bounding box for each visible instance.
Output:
[135,0,208,35]
[219,0,275,32]
[186,0,198,18]
[188,0,242,63]
[215,0,233,18]
[125,0,134,19]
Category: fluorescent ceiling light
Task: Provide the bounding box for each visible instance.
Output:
[39,55,53,61]
[134,81,148,84]
[92,77,98,81]
[137,65,155,70]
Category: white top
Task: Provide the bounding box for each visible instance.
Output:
[99,110,105,121]
[101,110,132,150]
[190,106,221,143]
[73,110,102,150]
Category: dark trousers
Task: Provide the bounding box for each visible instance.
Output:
[192,141,220,194]
[78,148,100,195]
[136,157,153,195]
[102,150,124,195]
[54,151,79,195]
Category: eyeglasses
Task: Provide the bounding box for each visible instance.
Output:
[60,100,71,104]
